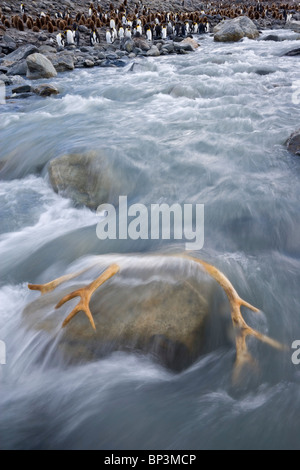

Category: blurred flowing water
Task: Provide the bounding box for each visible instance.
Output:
[1,30,300,449]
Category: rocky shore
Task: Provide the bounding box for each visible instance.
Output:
[0,1,299,92]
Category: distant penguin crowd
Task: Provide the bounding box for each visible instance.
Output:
[0,1,299,49]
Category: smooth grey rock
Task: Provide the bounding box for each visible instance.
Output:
[214,16,259,42]
[48,152,116,210]
[133,37,151,51]
[84,59,94,67]
[174,42,194,52]
[147,45,160,56]
[26,53,57,79]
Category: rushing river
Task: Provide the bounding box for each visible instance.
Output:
[1,30,300,450]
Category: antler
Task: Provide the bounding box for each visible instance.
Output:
[181,255,285,380]
[55,264,120,330]
[29,264,120,330]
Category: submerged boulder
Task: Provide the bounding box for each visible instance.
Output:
[48,151,138,210]
[214,16,259,42]
[48,152,114,209]
[24,256,228,371]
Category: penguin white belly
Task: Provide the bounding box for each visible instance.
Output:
[56,34,63,47]
[146,29,152,41]
[67,30,74,45]
[106,31,112,43]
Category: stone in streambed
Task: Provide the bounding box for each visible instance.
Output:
[12,84,32,94]
[26,53,57,79]
[214,16,259,42]
[48,152,118,210]
[284,48,300,56]
[286,130,300,156]
[84,59,94,67]
[180,37,199,50]
[33,84,59,97]
[23,257,226,371]
[147,45,160,57]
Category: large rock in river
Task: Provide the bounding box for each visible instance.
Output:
[26,53,57,79]
[48,152,115,209]
[214,16,259,42]
[286,129,300,156]
[48,151,137,210]
[24,255,229,371]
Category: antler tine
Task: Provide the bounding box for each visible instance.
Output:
[28,268,90,296]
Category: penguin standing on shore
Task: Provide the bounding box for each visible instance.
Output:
[56,32,65,48]
[146,26,152,41]
[162,24,167,39]
[125,26,132,39]
[155,23,162,39]
[90,29,100,46]
[105,28,112,44]
[111,27,117,42]
[136,23,142,35]
[20,3,25,14]
[66,29,75,46]
[118,25,125,39]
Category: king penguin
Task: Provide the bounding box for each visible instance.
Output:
[106,28,112,44]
